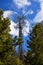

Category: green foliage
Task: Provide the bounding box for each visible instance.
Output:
[18,37,23,45]
[0,9,3,16]
[11,57,24,65]
[25,23,43,65]
[0,9,12,65]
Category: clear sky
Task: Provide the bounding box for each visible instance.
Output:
[0,0,43,51]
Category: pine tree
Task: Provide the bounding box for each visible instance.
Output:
[8,36,24,65]
[0,9,24,65]
[0,9,12,65]
[14,16,25,60]
[25,23,43,65]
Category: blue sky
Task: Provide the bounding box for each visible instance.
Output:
[0,0,43,51]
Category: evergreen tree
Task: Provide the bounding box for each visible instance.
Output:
[14,16,25,60]
[8,36,24,65]
[0,9,12,65]
[25,23,43,65]
[0,9,24,65]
